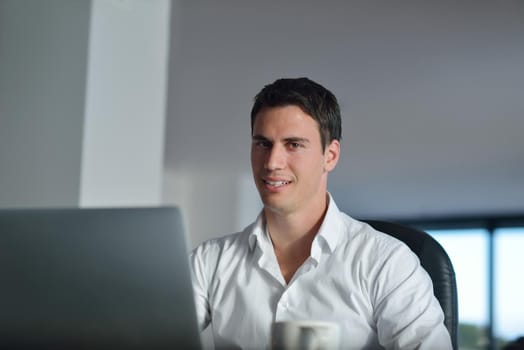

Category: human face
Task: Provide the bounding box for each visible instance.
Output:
[251,105,339,216]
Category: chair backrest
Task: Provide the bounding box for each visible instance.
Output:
[366,220,458,350]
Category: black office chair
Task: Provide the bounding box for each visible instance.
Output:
[366,220,458,350]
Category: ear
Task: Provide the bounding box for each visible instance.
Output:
[323,139,340,172]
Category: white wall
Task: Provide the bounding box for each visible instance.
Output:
[163,168,261,247]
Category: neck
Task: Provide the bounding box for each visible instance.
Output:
[265,193,330,284]
[265,193,329,251]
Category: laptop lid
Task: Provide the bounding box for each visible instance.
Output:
[0,206,201,349]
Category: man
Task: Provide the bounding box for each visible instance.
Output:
[190,78,452,349]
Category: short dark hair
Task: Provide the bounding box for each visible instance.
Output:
[250,77,342,150]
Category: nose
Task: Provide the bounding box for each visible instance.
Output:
[265,144,286,171]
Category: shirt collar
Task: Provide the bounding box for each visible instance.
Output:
[247,193,344,255]
[312,192,344,254]
[248,212,268,252]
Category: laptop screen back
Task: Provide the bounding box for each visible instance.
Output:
[0,207,201,349]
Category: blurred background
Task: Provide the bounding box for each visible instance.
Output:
[1,0,523,348]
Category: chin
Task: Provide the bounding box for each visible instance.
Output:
[262,198,293,214]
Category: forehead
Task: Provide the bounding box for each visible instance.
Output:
[252,105,320,137]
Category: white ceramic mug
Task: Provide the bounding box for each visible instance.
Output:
[271,320,340,350]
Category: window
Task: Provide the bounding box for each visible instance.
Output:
[494,228,524,346]
[408,217,524,350]
[428,229,490,349]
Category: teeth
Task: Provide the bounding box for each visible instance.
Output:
[265,180,289,186]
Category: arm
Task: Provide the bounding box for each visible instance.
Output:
[372,243,453,350]
[189,245,212,331]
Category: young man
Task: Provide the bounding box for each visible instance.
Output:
[190,78,452,349]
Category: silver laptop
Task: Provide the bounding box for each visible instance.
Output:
[0,206,201,349]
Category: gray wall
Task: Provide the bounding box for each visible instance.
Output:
[1,0,522,246]
[0,0,170,210]
[0,0,90,207]
[164,0,524,245]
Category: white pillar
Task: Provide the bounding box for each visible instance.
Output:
[79,0,171,207]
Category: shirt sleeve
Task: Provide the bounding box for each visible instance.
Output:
[189,244,212,331]
[371,241,453,350]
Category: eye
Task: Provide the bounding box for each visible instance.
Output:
[287,142,303,150]
[254,140,272,149]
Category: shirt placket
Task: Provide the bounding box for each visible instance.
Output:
[274,257,316,321]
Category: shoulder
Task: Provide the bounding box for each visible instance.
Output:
[339,212,407,253]
[333,212,420,278]
[189,224,256,292]
[324,195,407,256]
[190,222,256,266]
[191,230,248,259]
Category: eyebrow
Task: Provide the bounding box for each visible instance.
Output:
[283,137,310,144]
[252,135,269,141]
[251,135,310,144]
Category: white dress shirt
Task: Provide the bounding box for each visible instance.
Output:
[190,196,452,349]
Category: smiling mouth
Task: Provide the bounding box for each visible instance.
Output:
[263,180,290,187]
